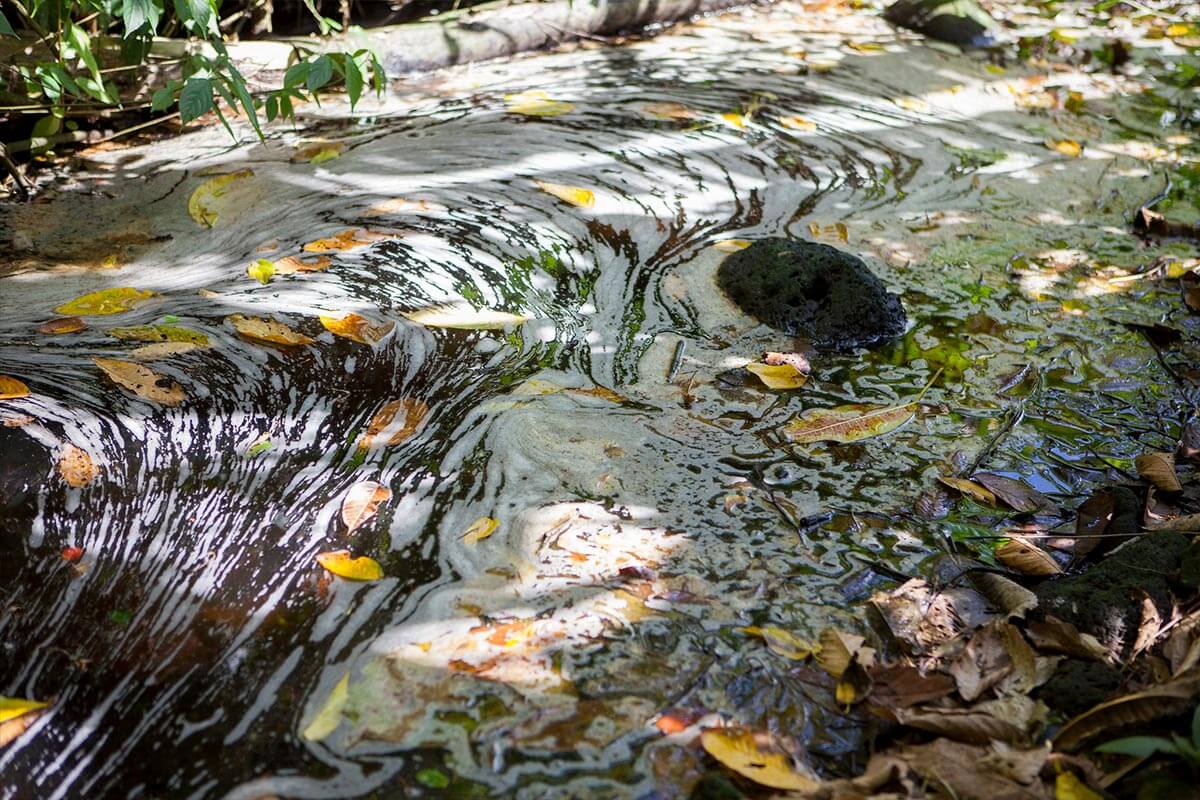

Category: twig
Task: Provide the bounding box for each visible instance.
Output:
[965,401,1027,476]
[0,141,32,200]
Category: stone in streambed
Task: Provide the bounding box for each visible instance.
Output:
[884,0,998,48]
[716,238,907,351]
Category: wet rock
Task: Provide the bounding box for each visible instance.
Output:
[1036,659,1123,718]
[883,0,998,48]
[716,238,907,351]
[1035,531,1191,659]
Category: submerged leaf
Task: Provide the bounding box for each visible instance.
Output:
[359,197,446,218]
[403,303,529,330]
[972,473,1049,512]
[505,90,574,116]
[54,287,155,316]
[320,313,396,345]
[188,168,254,227]
[711,239,751,252]
[93,358,185,405]
[316,550,384,581]
[58,444,98,488]
[783,402,915,444]
[779,115,817,131]
[341,481,392,532]
[359,398,429,449]
[302,673,350,742]
[109,324,209,345]
[740,626,818,660]
[38,317,87,334]
[228,315,314,346]
[292,141,344,164]
[461,516,500,545]
[746,362,807,390]
[129,342,203,360]
[535,180,595,209]
[274,255,333,274]
[0,376,30,400]
[700,727,819,791]
[640,101,696,120]
[0,697,48,725]
[302,229,391,253]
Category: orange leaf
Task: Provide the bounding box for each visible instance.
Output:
[341,481,392,532]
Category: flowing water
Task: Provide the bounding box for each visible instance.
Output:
[1,3,1196,798]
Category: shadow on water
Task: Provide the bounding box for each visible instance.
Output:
[0,8,1195,797]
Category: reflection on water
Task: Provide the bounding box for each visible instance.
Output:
[0,2,1192,798]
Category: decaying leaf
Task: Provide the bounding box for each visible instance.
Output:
[783,402,915,444]
[188,168,254,227]
[1135,452,1182,492]
[291,141,344,164]
[1025,615,1110,662]
[712,239,751,252]
[1154,513,1200,531]
[969,572,1038,619]
[1054,669,1200,751]
[699,727,819,791]
[359,198,446,217]
[303,228,392,253]
[972,473,1049,512]
[746,361,807,390]
[0,376,30,400]
[462,516,500,545]
[740,626,818,660]
[274,255,333,274]
[109,324,209,345]
[996,537,1063,576]
[780,115,817,131]
[341,481,392,532]
[402,303,529,330]
[315,550,384,581]
[881,739,1050,800]
[92,358,185,405]
[867,664,956,709]
[58,444,98,488]
[37,317,86,334]
[640,101,696,120]
[228,315,315,346]
[763,351,811,374]
[319,313,396,346]
[359,398,429,449]
[872,578,995,654]
[938,476,997,506]
[129,342,204,360]
[302,673,350,741]
[505,90,574,116]
[535,180,595,209]
[817,628,875,678]
[894,694,1045,744]
[54,287,155,316]
[949,622,1018,701]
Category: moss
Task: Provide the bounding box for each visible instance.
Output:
[1036,659,1123,718]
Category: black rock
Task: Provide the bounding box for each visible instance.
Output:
[883,0,998,48]
[716,238,907,351]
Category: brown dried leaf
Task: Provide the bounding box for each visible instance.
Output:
[973,473,1049,512]
[92,358,185,405]
[816,628,875,678]
[274,255,332,274]
[58,444,98,488]
[1054,669,1200,751]
[1025,615,1110,662]
[359,398,429,449]
[762,351,811,374]
[968,572,1038,619]
[894,694,1045,745]
[867,664,955,709]
[37,317,87,334]
[996,537,1062,576]
[872,578,995,655]
[938,476,997,506]
[1163,609,1200,676]
[341,481,392,532]
[889,739,1050,800]
[0,707,45,748]
[949,622,1015,702]
[228,314,315,346]
[1135,452,1182,492]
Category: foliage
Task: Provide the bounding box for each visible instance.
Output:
[1096,706,1200,769]
[0,0,383,146]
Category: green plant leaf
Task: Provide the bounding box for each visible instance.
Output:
[343,54,363,108]
[1193,705,1200,747]
[1095,736,1178,758]
[307,55,334,91]
[284,61,310,89]
[174,0,215,34]
[179,77,213,122]
[122,0,162,37]
[0,8,16,36]
[151,84,175,112]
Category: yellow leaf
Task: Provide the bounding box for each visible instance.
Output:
[303,228,391,253]
[719,111,749,129]
[188,168,253,227]
[359,197,445,217]
[808,222,849,242]
[894,96,929,112]
[274,255,332,274]
[535,180,596,209]
[740,626,818,660]
[341,481,392,532]
[783,402,916,444]
[58,444,98,488]
[292,141,344,164]
[847,41,885,52]
[0,376,30,400]
[302,673,350,742]
[1046,138,1082,158]
[745,362,807,390]
[228,314,314,346]
[316,550,384,581]
[319,313,396,345]
[247,258,275,285]
[0,697,48,725]
[712,239,751,252]
[700,728,820,791]
[938,476,997,506]
[779,115,817,131]
[462,516,500,544]
[93,357,185,405]
[505,90,574,117]
[359,398,429,449]
[402,302,529,330]
[54,287,155,316]
[1056,771,1103,800]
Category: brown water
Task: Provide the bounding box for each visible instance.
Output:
[1,2,1197,798]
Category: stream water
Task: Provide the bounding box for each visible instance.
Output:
[1,2,1197,798]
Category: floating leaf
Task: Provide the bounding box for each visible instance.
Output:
[359,197,446,217]
[188,168,254,227]
[38,317,86,334]
[505,90,574,116]
[808,221,849,242]
[320,313,395,346]
[535,180,595,209]
[700,728,819,791]
[740,626,818,660]
[763,351,811,374]
[711,239,751,252]
[302,673,349,741]
[247,258,275,285]
[779,115,817,131]
[109,324,208,345]
[1135,452,1182,492]
[228,314,314,346]
[0,698,48,725]
[746,362,807,390]
[61,547,83,562]
[1045,138,1082,158]
[303,228,391,253]
[92,358,185,405]
[274,255,333,274]
[996,537,1062,576]
[316,550,384,581]
[245,436,272,457]
[462,516,499,545]
[0,376,29,400]
[640,101,696,120]
[129,342,203,360]
[54,287,155,316]
[972,473,1048,512]
[719,111,750,129]
[0,698,46,747]
[359,398,428,449]
[292,141,344,164]
[341,481,392,532]
[403,303,529,330]
[58,444,98,488]
[894,96,929,112]
[783,403,915,444]
[938,476,997,506]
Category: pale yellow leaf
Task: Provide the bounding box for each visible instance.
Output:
[779,115,817,131]
[302,673,350,742]
[92,358,185,405]
[188,168,253,228]
[938,476,997,506]
[740,626,818,660]
[700,728,819,791]
[228,314,314,346]
[783,403,915,444]
[505,90,574,117]
[1046,138,1082,158]
[54,287,155,316]
[711,239,751,252]
[462,516,500,545]
[535,180,595,209]
[402,303,528,330]
[316,550,384,581]
[996,538,1062,576]
[745,362,807,390]
[341,481,392,532]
